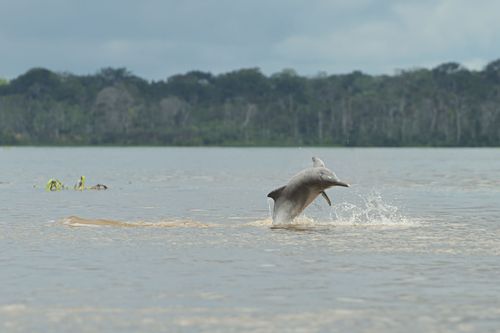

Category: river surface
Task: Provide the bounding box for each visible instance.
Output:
[1,147,500,333]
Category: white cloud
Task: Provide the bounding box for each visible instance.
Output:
[462,58,488,71]
[1,0,500,78]
[273,0,500,74]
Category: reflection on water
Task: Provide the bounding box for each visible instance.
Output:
[1,147,500,333]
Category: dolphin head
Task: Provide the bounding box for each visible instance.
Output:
[318,168,349,188]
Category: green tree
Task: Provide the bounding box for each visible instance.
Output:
[1,63,500,146]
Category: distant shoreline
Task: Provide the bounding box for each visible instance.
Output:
[2,63,500,147]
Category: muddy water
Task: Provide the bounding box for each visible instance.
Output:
[1,147,500,332]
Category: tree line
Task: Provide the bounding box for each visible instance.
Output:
[1,60,500,146]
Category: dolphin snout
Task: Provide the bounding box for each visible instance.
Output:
[333,180,349,187]
[325,177,349,187]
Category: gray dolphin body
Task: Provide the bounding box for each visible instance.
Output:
[267,157,349,224]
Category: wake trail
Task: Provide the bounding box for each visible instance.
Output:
[60,216,213,228]
[59,192,418,230]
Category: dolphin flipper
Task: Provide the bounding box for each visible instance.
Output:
[312,157,326,168]
[267,186,286,201]
[321,191,332,206]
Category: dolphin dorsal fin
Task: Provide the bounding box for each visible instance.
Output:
[312,157,326,168]
[267,185,286,201]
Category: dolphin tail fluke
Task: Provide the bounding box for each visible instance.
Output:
[267,186,285,201]
[320,191,332,206]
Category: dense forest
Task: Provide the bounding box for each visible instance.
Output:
[1,60,500,146]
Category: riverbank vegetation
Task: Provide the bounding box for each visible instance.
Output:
[1,60,500,146]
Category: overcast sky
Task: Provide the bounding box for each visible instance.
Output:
[1,0,499,80]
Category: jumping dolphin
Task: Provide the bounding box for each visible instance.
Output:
[267,157,349,224]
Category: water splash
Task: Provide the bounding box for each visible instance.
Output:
[244,218,274,227]
[263,191,417,229]
[267,198,274,219]
[330,191,416,227]
[270,216,322,230]
[249,216,329,230]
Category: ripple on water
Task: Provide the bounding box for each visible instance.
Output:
[2,304,500,332]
